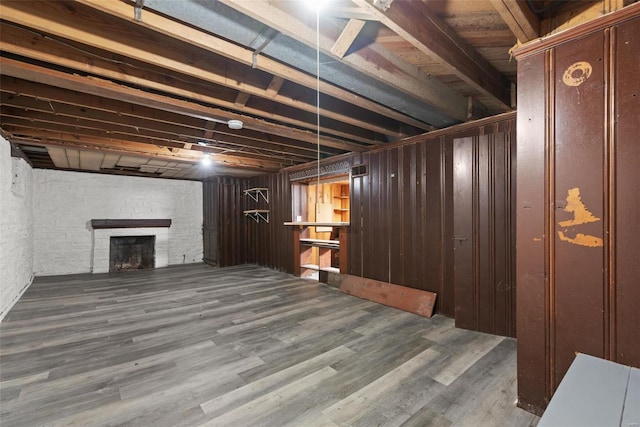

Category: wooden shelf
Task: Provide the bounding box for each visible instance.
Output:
[90,219,171,229]
[301,264,340,274]
[290,223,348,280]
[333,208,349,212]
[301,263,319,270]
[244,188,269,223]
[334,195,350,199]
[300,238,339,249]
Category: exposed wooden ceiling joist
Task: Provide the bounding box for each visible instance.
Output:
[0,0,608,180]
[0,0,416,140]
[0,78,340,157]
[0,102,316,162]
[331,19,366,59]
[0,23,383,146]
[489,0,541,42]
[0,57,365,153]
[71,0,431,134]
[5,129,283,172]
[351,0,512,110]
[217,0,470,122]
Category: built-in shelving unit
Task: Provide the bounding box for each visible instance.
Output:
[283,222,348,279]
[243,187,269,223]
[332,184,350,222]
[288,176,349,281]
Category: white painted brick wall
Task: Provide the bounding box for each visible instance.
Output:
[0,137,34,321]
[33,169,203,276]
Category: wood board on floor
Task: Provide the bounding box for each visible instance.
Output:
[339,274,436,318]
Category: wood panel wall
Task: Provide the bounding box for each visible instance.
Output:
[203,113,516,329]
[203,173,295,270]
[453,132,516,337]
[347,138,455,316]
[203,176,250,266]
[514,4,640,415]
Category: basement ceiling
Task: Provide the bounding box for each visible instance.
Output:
[0,0,611,179]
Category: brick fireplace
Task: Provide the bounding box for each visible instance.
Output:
[90,219,171,274]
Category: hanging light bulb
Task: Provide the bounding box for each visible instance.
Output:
[201,153,212,166]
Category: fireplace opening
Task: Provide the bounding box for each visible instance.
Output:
[109,236,155,272]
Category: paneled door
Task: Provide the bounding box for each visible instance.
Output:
[453,133,516,337]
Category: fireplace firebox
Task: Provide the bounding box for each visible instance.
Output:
[109,236,155,272]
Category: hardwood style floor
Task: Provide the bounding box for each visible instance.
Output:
[0,264,539,426]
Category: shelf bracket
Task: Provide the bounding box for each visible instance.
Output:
[244,210,269,223]
[243,187,269,203]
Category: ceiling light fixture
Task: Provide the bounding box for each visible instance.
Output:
[201,153,212,166]
[227,119,243,130]
[197,141,208,146]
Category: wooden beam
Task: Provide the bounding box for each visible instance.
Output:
[265,76,285,98]
[331,19,366,59]
[234,92,251,108]
[0,57,364,153]
[351,0,512,110]
[1,95,320,158]
[1,115,307,166]
[4,129,282,172]
[9,142,33,166]
[340,275,437,318]
[217,0,469,122]
[0,82,340,156]
[90,219,171,229]
[68,0,432,132]
[202,121,217,140]
[0,105,314,162]
[489,0,539,42]
[0,23,379,145]
[326,6,381,21]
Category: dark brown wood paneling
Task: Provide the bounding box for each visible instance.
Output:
[203,176,250,267]
[348,153,364,277]
[204,114,516,326]
[453,132,516,337]
[203,179,218,265]
[424,139,446,312]
[514,6,640,415]
[515,48,548,416]
[614,16,640,368]
[440,138,455,318]
[245,171,294,273]
[553,28,606,386]
[344,114,514,320]
[453,137,475,330]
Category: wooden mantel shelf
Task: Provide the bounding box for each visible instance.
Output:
[90,219,171,229]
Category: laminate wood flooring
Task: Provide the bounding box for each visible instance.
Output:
[0,264,539,426]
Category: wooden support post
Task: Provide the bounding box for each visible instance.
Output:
[292,226,301,277]
[338,226,348,274]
